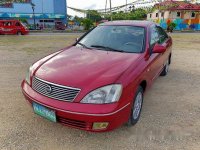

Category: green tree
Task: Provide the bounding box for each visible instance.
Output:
[105,8,147,21]
[73,16,83,23]
[67,14,73,21]
[86,10,102,22]
[19,18,28,24]
[82,18,93,30]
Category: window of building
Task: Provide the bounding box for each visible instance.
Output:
[191,12,195,18]
[177,12,181,17]
[156,13,158,17]
[150,14,152,18]
[39,20,54,23]
[161,12,164,17]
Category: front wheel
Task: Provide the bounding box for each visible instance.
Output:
[127,86,144,126]
[17,31,22,35]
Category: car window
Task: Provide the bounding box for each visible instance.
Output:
[150,26,159,47]
[150,26,168,47]
[15,22,21,27]
[4,22,12,27]
[156,26,168,44]
[77,25,145,53]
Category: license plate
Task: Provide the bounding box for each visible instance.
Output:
[33,102,56,122]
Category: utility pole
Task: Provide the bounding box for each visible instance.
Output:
[31,2,36,30]
[105,0,107,14]
[42,0,45,29]
[126,0,127,12]
[158,0,162,20]
[110,0,112,20]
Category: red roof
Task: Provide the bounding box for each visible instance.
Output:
[155,0,200,11]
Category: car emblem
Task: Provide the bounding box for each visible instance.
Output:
[46,85,52,94]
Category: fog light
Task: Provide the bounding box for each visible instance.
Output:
[92,122,109,130]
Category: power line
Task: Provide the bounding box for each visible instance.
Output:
[67,0,161,14]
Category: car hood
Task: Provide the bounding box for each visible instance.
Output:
[35,46,141,89]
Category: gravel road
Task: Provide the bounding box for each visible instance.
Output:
[0,33,200,150]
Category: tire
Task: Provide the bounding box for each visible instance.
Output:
[160,58,170,76]
[127,86,144,126]
[17,31,22,35]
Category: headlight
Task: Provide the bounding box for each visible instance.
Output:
[81,84,122,104]
[25,65,33,85]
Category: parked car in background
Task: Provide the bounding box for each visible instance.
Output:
[55,21,66,30]
[21,21,172,132]
[0,20,29,35]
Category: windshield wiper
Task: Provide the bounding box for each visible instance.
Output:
[91,45,124,52]
[77,42,91,49]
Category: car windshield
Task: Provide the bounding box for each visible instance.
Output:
[21,22,27,27]
[77,25,145,53]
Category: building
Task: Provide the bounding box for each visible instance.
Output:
[147,0,200,30]
[0,0,67,27]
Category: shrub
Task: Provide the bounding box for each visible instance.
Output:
[82,19,93,30]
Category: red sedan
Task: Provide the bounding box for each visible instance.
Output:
[0,20,29,35]
[21,21,172,132]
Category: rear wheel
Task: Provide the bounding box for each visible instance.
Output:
[128,86,144,126]
[160,57,170,76]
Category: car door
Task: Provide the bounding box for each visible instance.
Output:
[147,25,169,81]
[15,21,22,33]
[156,26,172,66]
[154,26,171,75]
[146,25,161,82]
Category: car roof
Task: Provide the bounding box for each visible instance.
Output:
[100,20,154,28]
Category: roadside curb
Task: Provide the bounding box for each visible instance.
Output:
[29,30,86,33]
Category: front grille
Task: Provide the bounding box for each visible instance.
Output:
[32,76,81,102]
[57,116,92,130]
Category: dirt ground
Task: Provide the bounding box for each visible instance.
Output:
[0,33,200,150]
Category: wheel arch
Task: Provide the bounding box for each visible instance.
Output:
[169,53,172,64]
[139,80,147,92]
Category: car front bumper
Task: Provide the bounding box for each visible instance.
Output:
[21,80,131,132]
[23,30,29,35]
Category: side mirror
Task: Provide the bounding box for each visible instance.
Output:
[152,43,166,53]
[76,38,79,42]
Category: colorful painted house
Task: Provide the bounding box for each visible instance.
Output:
[147,0,200,30]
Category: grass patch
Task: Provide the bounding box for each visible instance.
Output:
[0,35,80,54]
[0,33,199,54]
[170,33,200,51]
